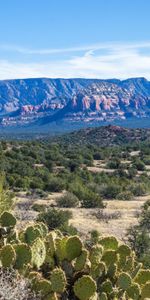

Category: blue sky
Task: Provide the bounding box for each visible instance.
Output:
[0,0,150,79]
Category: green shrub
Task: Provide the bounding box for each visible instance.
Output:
[32,203,46,213]
[131,184,147,196]
[37,208,72,230]
[133,160,145,171]
[56,192,79,208]
[81,191,104,208]
[45,177,65,192]
[117,191,133,200]
[101,184,122,199]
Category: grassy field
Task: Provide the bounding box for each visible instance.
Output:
[14,191,147,241]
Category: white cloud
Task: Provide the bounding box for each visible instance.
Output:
[1,41,150,55]
[0,41,150,80]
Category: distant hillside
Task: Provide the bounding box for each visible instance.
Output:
[0,77,150,127]
[0,78,98,114]
[57,125,150,147]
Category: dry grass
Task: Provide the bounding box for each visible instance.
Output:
[69,198,145,241]
[14,191,148,241]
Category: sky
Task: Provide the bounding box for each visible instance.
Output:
[0,0,150,80]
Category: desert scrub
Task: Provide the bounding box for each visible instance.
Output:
[37,208,72,229]
[56,192,79,208]
[0,268,40,300]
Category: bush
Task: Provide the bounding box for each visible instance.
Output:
[131,184,147,196]
[93,209,122,222]
[90,230,101,244]
[81,191,104,208]
[101,184,122,199]
[37,208,72,229]
[127,200,150,268]
[30,177,44,190]
[45,177,65,192]
[117,191,133,200]
[107,159,121,169]
[0,176,14,214]
[56,192,79,208]
[60,223,78,235]
[133,160,145,171]
[128,167,137,179]
[31,203,46,212]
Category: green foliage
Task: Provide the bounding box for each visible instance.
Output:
[101,184,122,199]
[81,191,103,208]
[45,177,65,192]
[117,191,133,200]
[127,200,150,268]
[133,159,145,171]
[0,175,14,214]
[37,208,72,230]
[56,192,79,208]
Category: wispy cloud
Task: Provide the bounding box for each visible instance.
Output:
[0,41,150,80]
[1,41,150,55]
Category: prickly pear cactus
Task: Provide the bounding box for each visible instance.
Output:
[50,268,67,293]
[99,236,118,250]
[73,275,96,300]
[117,272,132,290]
[65,235,82,261]
[0,244,16,267]
[0,211,149,300]
[74,249,88,271]
[31,238,46,269]
[0,211,16,227]
[25,225,42,244]
[14,243,32,269]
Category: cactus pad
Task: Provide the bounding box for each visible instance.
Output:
[99,236,118,250]
[141,281,150,300]
[0,211,16,227]
[66,235,82,261]
[31,238,46,269]
[74,249,88,271]
[0,244,16,267]
[118,272,132,290]
[25,225,42,244]
[134,269,150,285]
[50,268,67,293]
[126,283,141,299]
[14,243,32,269]
[74,275,96,300]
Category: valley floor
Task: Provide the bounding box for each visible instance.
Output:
[14,191,147,241]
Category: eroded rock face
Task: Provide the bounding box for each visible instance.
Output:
[1,77,150,126]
